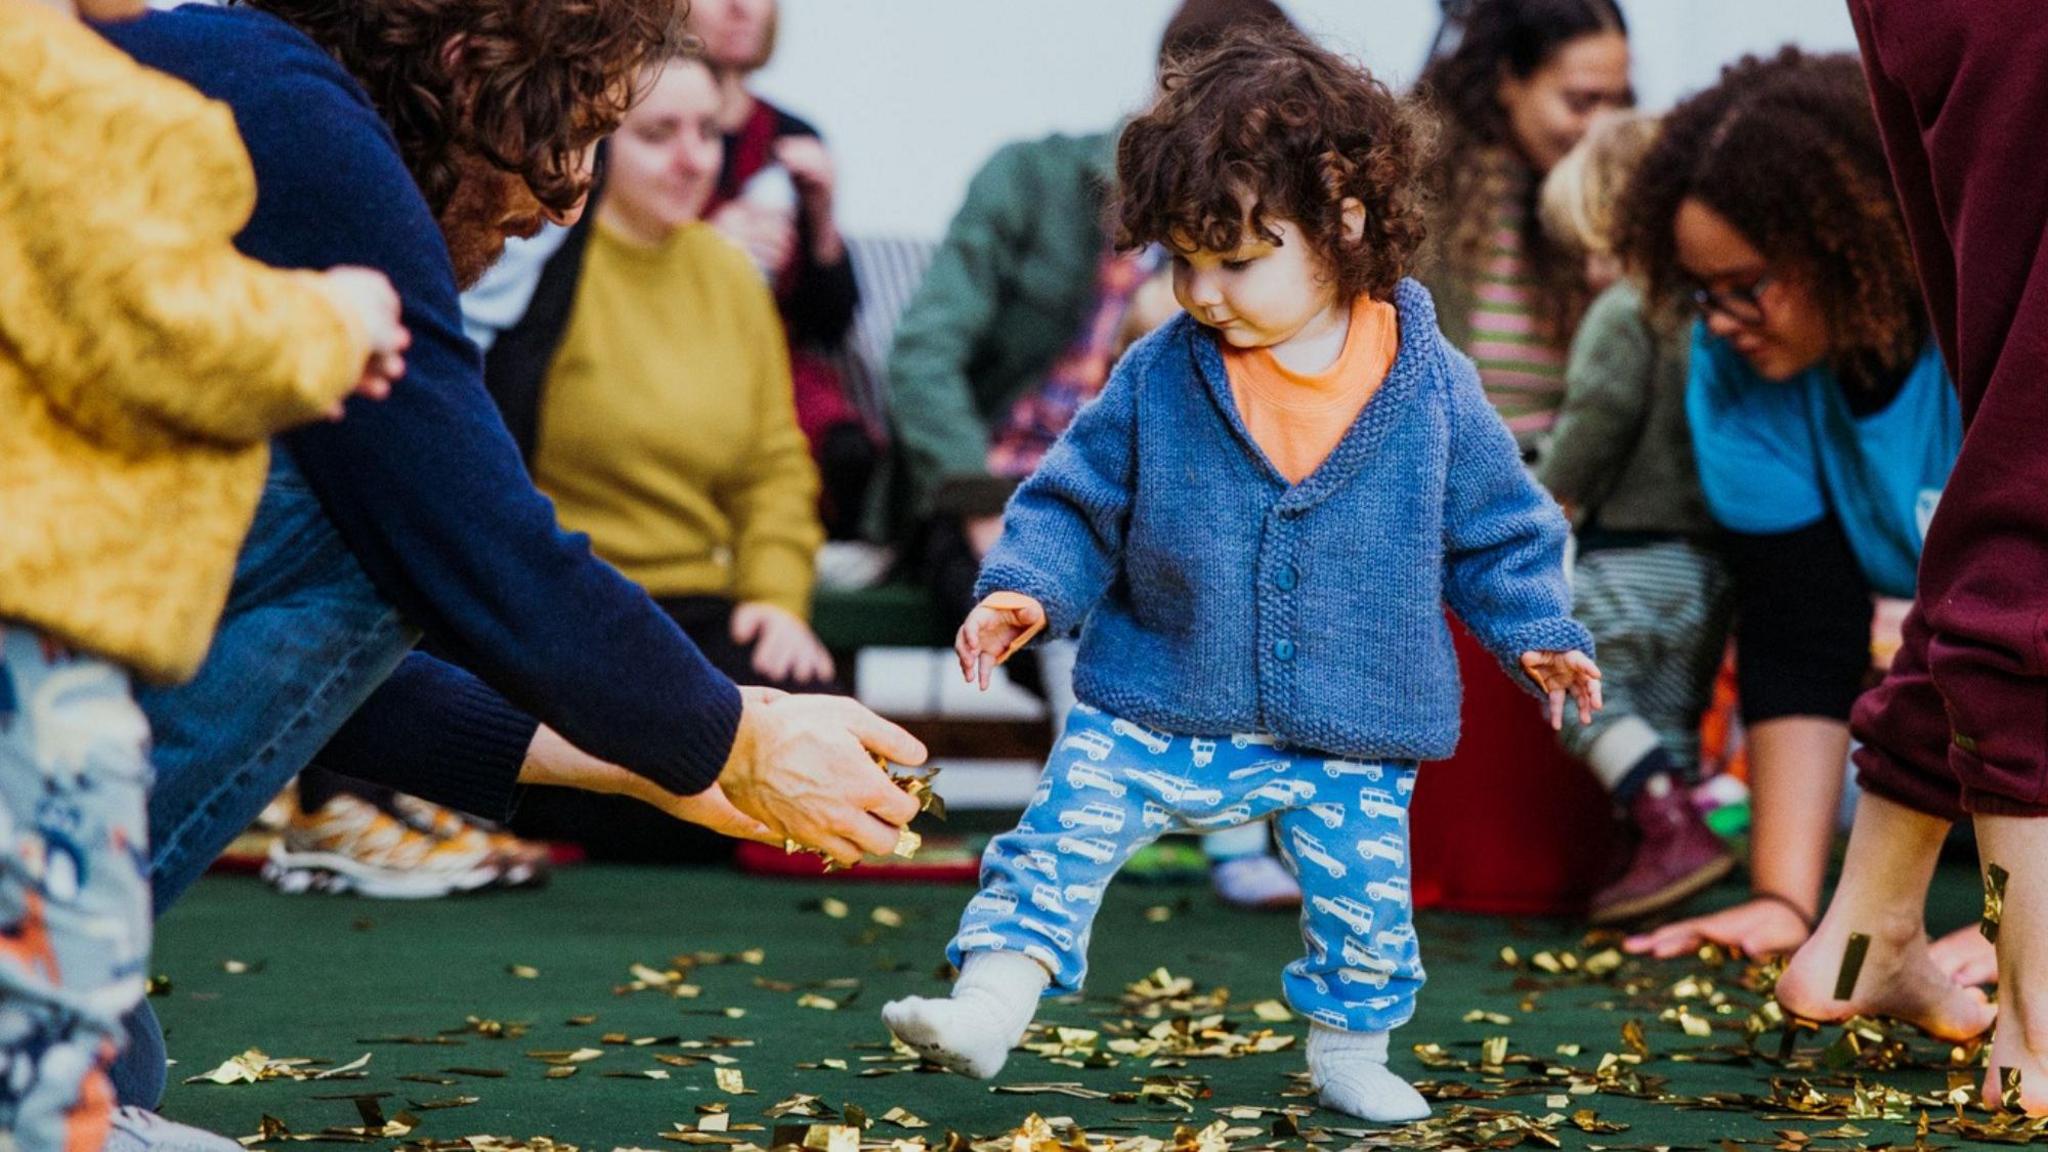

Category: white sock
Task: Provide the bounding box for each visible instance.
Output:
[881,951,1049,1078]
[1306,1023,1430,1123]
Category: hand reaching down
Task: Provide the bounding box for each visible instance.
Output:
[1519,649,1603,729]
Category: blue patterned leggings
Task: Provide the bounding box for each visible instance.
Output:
[949,704,1423,1032]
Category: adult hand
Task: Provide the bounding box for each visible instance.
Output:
[709,200,797,279]
[718,687,927,866]
[775,136,836,219]
[1929,923,2000,986]
[1519,649,1603,729]
[957,592,1047,691]
[1623,895,1812,960]
[731,601,835,684]
[517,725,775,844]
[316,266,410,415]
[965,514,1006,560]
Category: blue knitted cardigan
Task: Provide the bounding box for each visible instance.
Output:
[977,278,1593,761]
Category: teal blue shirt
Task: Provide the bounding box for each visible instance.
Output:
[1688,328,1961,598]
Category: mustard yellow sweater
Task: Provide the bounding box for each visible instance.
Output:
[534,220,822,617]
[0,0,369,683]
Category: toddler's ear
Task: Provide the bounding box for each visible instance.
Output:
[1341,197,1367,244]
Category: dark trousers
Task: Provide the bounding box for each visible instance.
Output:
[1848,0,2048,818]
[509,595,844,861]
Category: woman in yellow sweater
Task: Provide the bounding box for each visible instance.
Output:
[530,48,830,690]
[1,0,404,1145]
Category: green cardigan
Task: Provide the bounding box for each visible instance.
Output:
[874,128,1118,536]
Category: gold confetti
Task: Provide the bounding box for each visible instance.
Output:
[872,907,904,928]
[715,1068,747,1094]
[820,899,849,920]
[893,827,922,859]
[1983,863,2009,943]
[1833,932,1870,1000]
[797,994,839,1011]
[508,964,541,979]
[1251,1001,1292,1022]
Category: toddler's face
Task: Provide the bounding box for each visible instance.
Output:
[1170,218,1340,351]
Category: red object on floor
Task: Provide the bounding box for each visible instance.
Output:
[1408,617,1617,916]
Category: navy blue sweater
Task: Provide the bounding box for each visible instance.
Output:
[101,5,741,795]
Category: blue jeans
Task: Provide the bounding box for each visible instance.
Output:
[117,454,415,1109]
[135,452,417,914]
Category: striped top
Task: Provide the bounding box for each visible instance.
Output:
[1467,200,1568,445]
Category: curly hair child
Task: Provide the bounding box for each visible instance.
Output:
[882,23,1600,1124]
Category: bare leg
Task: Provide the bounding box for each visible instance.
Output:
[1977,814,2048,1113]
[1626,717,1844,958]
[1777,792,1993,1041]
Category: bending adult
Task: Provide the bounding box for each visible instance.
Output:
[489,48,842,860]
[1611,49,1961,961]
[1772,0,2048,1109]
[688,0,873,536]
[1414,0,1633,456]
[101,0,923,1132]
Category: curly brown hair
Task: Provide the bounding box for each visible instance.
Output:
[1414,0,1627,345]
[1613,47,1925,383]
[1113,22,1434,303]
[236,0,680,218]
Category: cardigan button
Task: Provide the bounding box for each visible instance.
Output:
[1274,565,1298,592]
[1273,639,1296,662]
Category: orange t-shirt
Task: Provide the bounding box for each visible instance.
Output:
[1221,295,1400,484]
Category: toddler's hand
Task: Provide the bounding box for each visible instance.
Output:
[1519,649,1603,730]
[956,591,1047,691]
[317,266,410,417]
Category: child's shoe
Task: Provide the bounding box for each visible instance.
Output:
[1211,853,1302,909]
[1589,774,1734,924]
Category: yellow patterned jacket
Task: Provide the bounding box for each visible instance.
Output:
[0,0,369,682]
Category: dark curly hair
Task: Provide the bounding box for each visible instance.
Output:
[1113,22,1434,303]
[1614,47,1925,384]
[236,0,680,218]
[1415,0,1627,345]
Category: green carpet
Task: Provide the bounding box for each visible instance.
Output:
[150,863,2002,1150]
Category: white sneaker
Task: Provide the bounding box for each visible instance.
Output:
[264,792,499,899]
[105,1106,242,1152]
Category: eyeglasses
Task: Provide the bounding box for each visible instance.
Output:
[1687,273,1774,326]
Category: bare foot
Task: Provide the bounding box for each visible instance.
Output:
[1930,924,1999,987]
[1986,1018,2048,1115]
[1777,907,1994,1042]
[1623,896,1811,960]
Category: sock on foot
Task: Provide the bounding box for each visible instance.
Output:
[1306,1023,1429,1123]
[881,951,1049,1078]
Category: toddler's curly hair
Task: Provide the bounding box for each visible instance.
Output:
[1113,22,1434,302]
[1614,47,1925,380]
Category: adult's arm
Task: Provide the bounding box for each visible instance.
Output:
[885,142,1038,518]
[102,17,741,796]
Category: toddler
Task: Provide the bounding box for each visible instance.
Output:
[883,25,1599,1124]
[1,0,405,1145]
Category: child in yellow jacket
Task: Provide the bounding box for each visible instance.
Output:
[0,1,407,1146]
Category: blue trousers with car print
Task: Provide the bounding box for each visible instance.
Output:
[949,704,1423,1033]
[0,625,154,1152]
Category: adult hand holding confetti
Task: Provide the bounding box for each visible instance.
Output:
[957,591,1047,690]
[1519,649,1603,729]
[717,687,927,866]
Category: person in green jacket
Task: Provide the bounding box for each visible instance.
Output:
[1535,113,1734,925]
[879,0,1302,910]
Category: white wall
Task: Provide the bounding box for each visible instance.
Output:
[753,0,1860,242]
